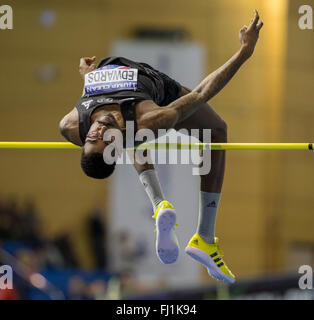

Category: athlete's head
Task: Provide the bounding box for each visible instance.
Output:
[81,113,121,179]
[81,151,115,179]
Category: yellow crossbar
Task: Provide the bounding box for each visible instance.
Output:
[0,142,312,150]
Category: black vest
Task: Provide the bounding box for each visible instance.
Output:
[75,56,167,144]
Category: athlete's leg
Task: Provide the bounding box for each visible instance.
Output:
[129,150,179,264]
[175,86,227,243]
[129,150,164,212]
[175,87,235,283]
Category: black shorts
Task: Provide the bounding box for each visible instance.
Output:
[138,61,182,106]
[95,56,182,106]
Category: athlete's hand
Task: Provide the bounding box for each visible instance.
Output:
[79,56,97,78]
[239,10,263,57]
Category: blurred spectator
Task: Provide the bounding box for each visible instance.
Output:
[0,193,111,300]
[15,249,39,274]
[113,230,144,274]
[35,242,65,270]
[11,248,41,299]
[0,195,19,240]
[19,197,44,246]
[0,193,79,270]
[68,276,108,300]
[68,276,88,300]
[53,234,79,268]
[87,208,107,269]
[118,271,170,298]
[85,279,107,300]
[0,195,44,245]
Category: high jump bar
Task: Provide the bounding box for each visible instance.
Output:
[0,142,313,150]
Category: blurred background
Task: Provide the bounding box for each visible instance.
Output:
[0,0,313,300]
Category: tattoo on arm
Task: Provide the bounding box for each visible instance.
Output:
[194,46,249,101]
[143,45,252,130]
[165,45,251,125]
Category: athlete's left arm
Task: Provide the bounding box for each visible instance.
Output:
[139,10,263,132]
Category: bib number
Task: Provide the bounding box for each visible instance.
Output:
[84,65,138,96]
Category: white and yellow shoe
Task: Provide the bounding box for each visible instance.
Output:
[152,201,179,264]
[185,234,235,284]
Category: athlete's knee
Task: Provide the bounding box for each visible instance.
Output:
[198,119,227,143]
[212,119,228,142]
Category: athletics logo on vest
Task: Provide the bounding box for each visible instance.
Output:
[0,265,13,289]
[81,99,93,110]
[0,5,13,30]
[84,65,138,96]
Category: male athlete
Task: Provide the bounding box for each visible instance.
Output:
[60,10,263,283]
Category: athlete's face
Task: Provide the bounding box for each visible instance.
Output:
[83,114,120,155]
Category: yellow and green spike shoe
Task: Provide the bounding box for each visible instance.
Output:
[152,201,179,264]
[185,234,235,284]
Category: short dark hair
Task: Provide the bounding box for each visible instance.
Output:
[80,150,116,179]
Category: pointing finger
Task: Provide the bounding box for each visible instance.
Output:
[248,9,259,30]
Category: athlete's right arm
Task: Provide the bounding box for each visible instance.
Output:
[59,57,98,145]
[59,109,83,146]
[140,10,263,132]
